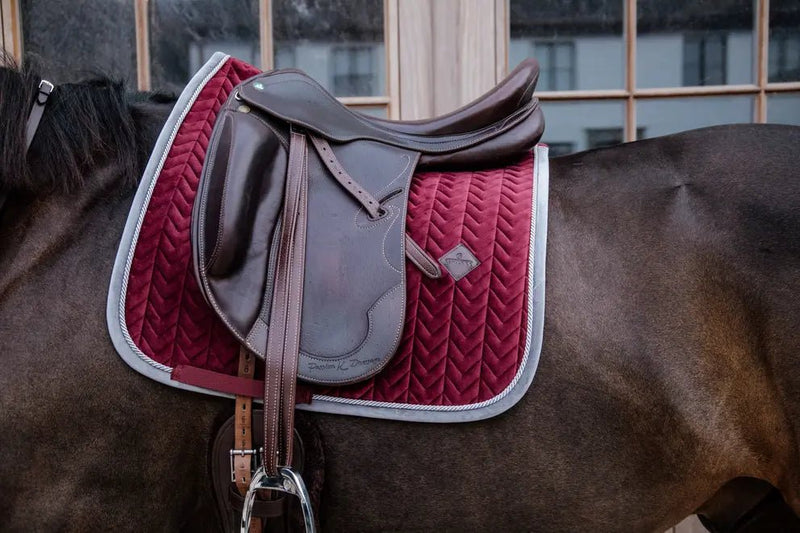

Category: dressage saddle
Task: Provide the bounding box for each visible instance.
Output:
[191,58,544,531]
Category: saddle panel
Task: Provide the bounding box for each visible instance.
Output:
[235,71,543,165]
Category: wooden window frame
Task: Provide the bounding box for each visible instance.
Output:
[502,0,800,141]
[2,0,398,117]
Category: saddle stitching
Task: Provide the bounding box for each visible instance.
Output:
[298,284,406,385]
[299,283,396,360]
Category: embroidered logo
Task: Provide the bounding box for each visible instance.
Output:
[439,244,480,281]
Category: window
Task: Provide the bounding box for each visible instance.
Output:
[769,31,800,82]
[7,0,391,114]
[586,128,645,150]
[18,0,137,83]
[547,143,576,157]
[683,34,727,86]
[586,128,624,150]
[534,41,575,91]
[332,46,378,96]
[507,0,800,156]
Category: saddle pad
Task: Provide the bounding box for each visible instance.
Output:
[107,52,549,423]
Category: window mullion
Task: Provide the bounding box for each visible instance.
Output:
[134,0,150,91]
[755,0,769,122]
[624,0,636,142]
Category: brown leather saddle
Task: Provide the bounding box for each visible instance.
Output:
[192,59,544,531]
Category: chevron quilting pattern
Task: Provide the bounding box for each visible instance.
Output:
[125,59,260,375]
[124,58,534,406]
[313,155,534,405]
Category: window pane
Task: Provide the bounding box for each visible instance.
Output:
[541,101,625,155]
[638,0,754,88]
[354,105,388,118]
[20,0,136,84]
[150,0,259,93]
[768,93,800,125]
[509,0,623,90]
[273,0,385,97]
[769,0,800,82]
[638,96,753,138]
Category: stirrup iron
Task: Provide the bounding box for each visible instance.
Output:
[240,466,316,533]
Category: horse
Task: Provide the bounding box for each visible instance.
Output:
[1,60,799,532]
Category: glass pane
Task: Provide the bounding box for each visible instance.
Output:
[638,96,753,138]
[769,0,800,82]
[637,0,755,88]
[150,0,259,93]
[20,0,136,84]
[273,0,385,97]
[768,93,800,125]
[509,0,623,91]
[541,101,625,156]
[354,105,388,118]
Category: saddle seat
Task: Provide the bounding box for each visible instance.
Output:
[367,58,540,136]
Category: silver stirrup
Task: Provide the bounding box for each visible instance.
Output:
[240,466,316,533]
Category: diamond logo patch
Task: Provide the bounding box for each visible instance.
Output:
[439,244,480,281]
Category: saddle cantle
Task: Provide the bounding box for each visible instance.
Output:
[192,66,544,385]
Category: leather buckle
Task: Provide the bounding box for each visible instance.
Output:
[36,80,54,105]
[229,447,262,482]
[241,466,315,533]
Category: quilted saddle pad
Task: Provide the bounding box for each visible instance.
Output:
[107,52,549,423]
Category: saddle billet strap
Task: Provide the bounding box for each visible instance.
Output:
[233,348,263,532]
[260,130,308,476]
[234,347,256,495]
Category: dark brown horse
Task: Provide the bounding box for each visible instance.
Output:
[1,63,799,532]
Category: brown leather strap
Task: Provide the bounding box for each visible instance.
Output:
[310,135,382,219]
[234,347,255,495]
[262,131,308,476]
[234,347,262,532]
[405,235,442,279]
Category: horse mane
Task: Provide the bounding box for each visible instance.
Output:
[0,56,142,194]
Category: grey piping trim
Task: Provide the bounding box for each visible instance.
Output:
[297,144,549,422]
[107,52,236,397]
[106,57,549,420]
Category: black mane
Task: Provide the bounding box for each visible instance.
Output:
[0,58,148,194]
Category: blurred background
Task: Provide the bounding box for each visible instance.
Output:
[2,0,798,157]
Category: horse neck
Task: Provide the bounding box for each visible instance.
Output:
[0,97,172,300]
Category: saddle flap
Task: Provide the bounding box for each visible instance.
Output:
[193,91,418,385]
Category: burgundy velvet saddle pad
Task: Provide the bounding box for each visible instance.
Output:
[107,52,549,423]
